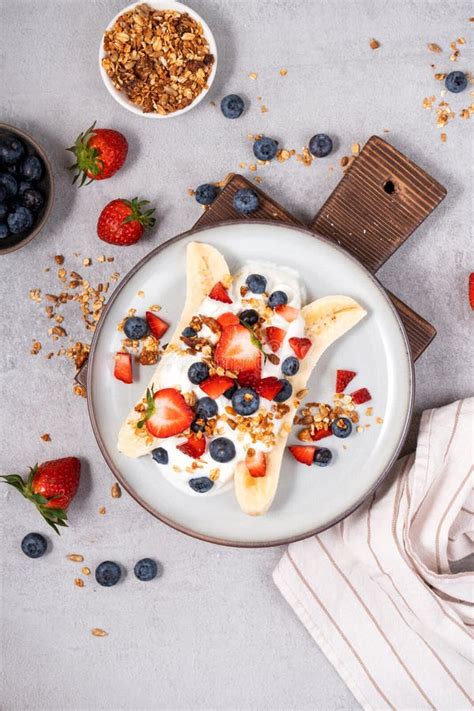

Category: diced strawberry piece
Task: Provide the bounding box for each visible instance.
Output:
[214,324,262,375]
[335,369,357,393]
[245,449,266,477]
[237,369,261,388]
[176,434,206,459]
[199,375,235,399]
[217,312,239,328]
[209,281,232,304]
[288,337,312,359]
[469,273,474,310]
[145,388,194,438]
[350,387,372,405]
[146,311,169,339]
[311,428,333,442]
[265,326,285,352]
[114,352,133,383]
[275,304,300,322]
[288,445,315,466]
[256,376,283,400]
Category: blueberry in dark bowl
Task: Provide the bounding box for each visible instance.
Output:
[253,136,278,161]
[239,309,259,326]
[22,188,44,212]
[152,447,169,464]
[188,361,210,384]
[232,387,260,415]
[0,203,7,221]
[134,558,159,581]
[21,532,47,558]
[246,273,267,294]
[0,224,9,240]
[233,188,259,215]
[0,186,7,203]
[189,476,214,493]
[18,180,32,195]
[314,447,332,466]
[0,173,18,198]
[20,155,43,182]
[196,396,218,418]
[221,94,245,119]
[268,290,288,308]
[445,71,467,94]
[195,183,218,205]
[7,206,33,234]
[209,437,236,463]
[281,356,299,376]
[331,416,352,438]
[123,316,149,340]
[0,134,25,164]
[308,134,333,158]
[95,560,121,587]
[274,379,292,402]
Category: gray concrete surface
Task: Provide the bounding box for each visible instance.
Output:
[0,1,472,709]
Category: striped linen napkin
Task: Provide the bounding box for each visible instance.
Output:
[274,398,473,710]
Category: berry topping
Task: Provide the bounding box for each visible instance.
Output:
[308,133,333,158]
[273,379,292,402]
[245,273,267,294]
[134,558,159,581]
[176,434,206,459]
[0,224,9,239]
[114,352,133,384]
[152,447,169,464]
[7,205,33,234]
[232,387,260,415]
[265,326,285,352]
[95,561,121,587]
[239,308,259,326]
[237,368,261,389]
[288,337,312,359]
[196,397,218,419]
[141,388,194,438]
[0,134,25,164]
[195,183,218,205]
[67,123,128,186]
[274,304,299,322]
[209,281,232,303]
[233,188,259,214]
[331,417,353,438]
[123,316,149,340]
[445,71,468,94]
[217,312,239,328]
[221,94,245,119]
[311,428,333,442]
[182,326,198,338]
[223,382,238,399]
[268,290,288,308]
[188,361,210,384]
[214,323,262,375]
[199,375,235,399]
[0,173,18,197]
[335,369,357,393]
[209,437,236,463]
[97,198,156,246]
[256,376,283,401]
[245,449,266,477]
[288,445,316,466]
[314,447,332,467]
[22,188,43,212]
[21,532,47,559]
[190,417,206,433]
[350,387,372,405]
[20,155,43,181]
[146,310,169,339]
[253,136,278,161]
[281,356,300,376]
[189,477,214,493]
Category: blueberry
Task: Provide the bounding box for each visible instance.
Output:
[95,561,121,587]
[195,183,218,205]
[0,203,7,220]
[209,437,236,463]
[233,188,259,214]
[239,308,259,326]
[232,387,260,415]
[274,379,292,402]
[308,134,333,158]
[152,447,169,464]
[189,476,214,493]
[18,180,32,195]
[331,416,352,438]
[0,134,25,164]
[5,163,20,176]
[0,173,18,198]
[188,361,210,384]
[281,356,299,376]
[196,396,218,418]
[245,273,267,294]
[0,186,6,203]
[220,94,245,119]
[314,447,332,466]
[22,188,43,212]
[191,417,206,433]
[20,155,43,182]
[123,316,149,340]
[253,136,278,161]
[182,326,197,338]
[7,206,33,234]
[268,290,288,308]
[223,382,238,399]
[0,224,9,239]
[134,558,159,581]
[21,532,47,558]
[445,71,468,94]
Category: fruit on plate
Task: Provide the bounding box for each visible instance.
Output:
[176,434,206,459]
[245,448,266,477]
[265,326,285,352]
[288,337,312,359]
[114,352,133,383]
[311,428,333,442]
[67,122,128,186]
[146,311,169,339]
[335,369,357,393]
[217,312,239,328]
[199,375,235,398]
[97,197,155,246]
[274,304,299,322]
[331,416,353,438]
[123,316,149,340]
[1,457,81,533]
[138,387,194,438]
[220,94,245,119]
[21,532,47,558]
[134,558,159,581]
[95,560,121,587]
[208,281,232,303]
[256,376,283,400]
[288,445,332,467]
[350,387,372,405]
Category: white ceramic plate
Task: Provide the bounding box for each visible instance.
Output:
[88,222,413,546]
[98,1,218,119]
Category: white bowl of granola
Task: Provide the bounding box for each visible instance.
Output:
[99,1,217,118]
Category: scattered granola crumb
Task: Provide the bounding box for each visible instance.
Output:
[351,143,360,156]
[40,433,51,442]
[260,105,268,113]
[254,176,263,184]
[376,416,384,424]
[422,95,436,109]
[340,156,349,168]
[74,578,85,588]
[31,341,42,355]
[83,257,92,267]
[91,628,108,637]
[187,188,195,197]
[279,68,287,76]
[149,304,161,312]
[54,255,64,265]
[365,407,373,417]
[357,425,364,433]
[29,288,42,302]
[67,554,84,562]
[248,72,257,80]
[428,43,442,53]
[239,162,247,169]
[73,384,87,398]
[434,73,447,81]
[98,506,106,515]
[440,132,447,142]
[111,482,122,498]
[137,290,145,298]
[82,566,91,576]
[249,164,257,172]
[97,255,106,263]
[369,38,380,50]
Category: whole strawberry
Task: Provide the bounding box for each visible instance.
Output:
[1,457,80,534]
[97,198,156,246]
[67,122,128,186]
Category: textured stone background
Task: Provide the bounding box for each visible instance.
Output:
[0,1,472,709]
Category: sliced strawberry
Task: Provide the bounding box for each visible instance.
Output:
[289,337,312,359]
[265,326,285,352]
[335,369,357,393]
[351,387,372,405]
[275,304,300,322]
[145,388,194,438]
[237,369,261,388]
[214,324,261,375]
[199,375,235,399]
[176,434,206,459]
[217,312,239,328]
[209,281,232,304]
[245,449,266,477]
[146,311,169,339]
[256,376,283,400]
[114,352,133,383]
[469,273,474,310]
[311,428,333,442]
[288,445,315,466]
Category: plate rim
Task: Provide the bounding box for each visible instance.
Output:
[87,220,415,547]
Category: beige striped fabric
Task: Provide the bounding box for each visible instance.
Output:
[274,399,473,710]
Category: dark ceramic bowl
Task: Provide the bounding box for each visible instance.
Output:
[0,123,54,255]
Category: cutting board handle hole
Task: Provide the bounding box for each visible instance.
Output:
[383,179,396,195]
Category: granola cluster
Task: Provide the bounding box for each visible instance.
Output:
[102,4,214,115]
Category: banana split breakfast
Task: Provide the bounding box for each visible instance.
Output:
[117,243,366,515]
